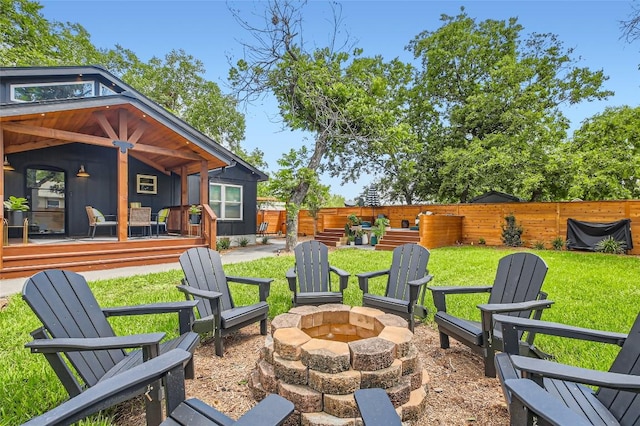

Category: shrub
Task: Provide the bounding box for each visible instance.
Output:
[261,236,269,245]
[532,241,546,250]
[478,237,486,245]
[594,236,627,254]
[216,237,231,251]
[551,236,565,251]
[239,237,249,247]
[501,214,523,247]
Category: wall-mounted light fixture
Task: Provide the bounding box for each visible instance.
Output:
[76,165,90,177]
[3,156,15,171]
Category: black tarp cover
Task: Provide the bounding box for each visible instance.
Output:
[566,218,633,251]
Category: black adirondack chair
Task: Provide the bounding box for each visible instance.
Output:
[286,240,350,306]
[354,388,402,426]
[502,378,593,426]
[428,252,552,377]
[357,243,433,331]
[23,348,295,426]
[494,313,640,425]
[178,247,272,357]
[22,269,200,426]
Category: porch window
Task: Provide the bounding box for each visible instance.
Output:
[209,183,243,220]
[10,81,94,102]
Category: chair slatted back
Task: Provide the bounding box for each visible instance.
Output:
[386,244,431,302]
[179,248,234,318]
[22,270,125,388]
[598,314,640,425]
[294,241,331,293]
[488,253,548,319]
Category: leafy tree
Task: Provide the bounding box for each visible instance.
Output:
[621,1,640,44]
[563,106,640,200]
[408,9,613,202]
[0,0,107,66]
[303,180,330,237]
[120,49,246,154]
[265,147,318,249]
[229,1,410,249]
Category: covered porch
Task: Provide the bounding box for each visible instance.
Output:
[0,66,236,278]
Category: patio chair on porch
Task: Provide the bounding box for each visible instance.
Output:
[85,206,117,238]
[21,269,200,423]
[150,208,170,236]
[129,206,152,237]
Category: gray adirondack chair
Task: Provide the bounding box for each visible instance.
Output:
[428,252,552,377]
[494,313,640,425]
[22,269,200,425]
[357,243,433,331]
[178,247,272,356]
[23,348,295,426]
[286,240,350,306]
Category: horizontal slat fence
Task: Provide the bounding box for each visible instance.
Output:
[295,201,640,254]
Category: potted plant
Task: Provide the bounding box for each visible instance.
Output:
[347,214,361,232]
[347,234,356,246]
[4,195,29,226]
[371,222,385,245]
[354,229,364,245]
[188,204,202,224]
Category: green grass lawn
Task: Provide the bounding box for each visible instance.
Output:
[1,245,638,424]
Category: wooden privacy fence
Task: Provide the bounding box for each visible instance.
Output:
[297,200,640,255]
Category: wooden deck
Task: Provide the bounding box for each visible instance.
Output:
[1,235,206,279]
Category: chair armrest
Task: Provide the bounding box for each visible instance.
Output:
[354,388,402,426]
[428,285,493,294]
[22,349,192,426]
[428,285,493,312]
[494,314,628,354]
[408,274,434,307]
[357,269,390,294]
[176,285,223,301]
[25,333,165,353]
[510,355,640,392]
[234,394,295,426]
[504,379,592,426]
[102,301,198,316]
[408,274,434,288]
[477,299,554,314]
[226,276,273,301]
[103,301,198,335]
[286,267,297,293]
[329,265,350,292]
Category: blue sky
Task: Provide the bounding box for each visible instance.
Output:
[40,1,640,201]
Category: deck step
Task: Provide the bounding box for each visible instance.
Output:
[1,238,206,279]
[375,230,420,251]
[314,227,345,247]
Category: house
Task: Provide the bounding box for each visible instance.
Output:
[469,190,521,203]
[0,65,267,278]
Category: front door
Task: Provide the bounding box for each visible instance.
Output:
[25,167,66,236]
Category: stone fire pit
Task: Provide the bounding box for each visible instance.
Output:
[248,304,428,425]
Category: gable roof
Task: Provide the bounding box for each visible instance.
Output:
[469,190,522,203]
[0,66,267,179]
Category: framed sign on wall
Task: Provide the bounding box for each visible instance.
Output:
[136,174,157,194]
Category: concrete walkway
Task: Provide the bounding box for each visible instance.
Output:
[0,238,286,298]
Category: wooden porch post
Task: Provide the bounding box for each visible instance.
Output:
[0,130,4,268]
[200,161,208,209]
[117,110,129,241]
[181,165,188,235]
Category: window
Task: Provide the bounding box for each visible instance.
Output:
[209,183,243,220]
[99,83,117,96]
[11,81,94,102]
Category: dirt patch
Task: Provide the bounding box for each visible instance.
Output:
[115,322,508,425]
